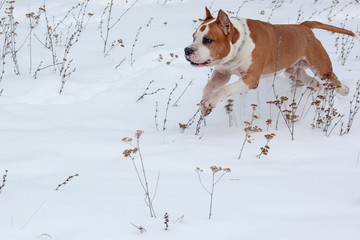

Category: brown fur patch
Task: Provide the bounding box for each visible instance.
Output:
[200,25,206,32]
[206,21,231,61]
[203,18,240,61]
[231,27,240,44]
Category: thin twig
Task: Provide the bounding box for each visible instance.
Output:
[163,84,178,131]
[131,26,142,66]
[21,202,46,230]
[130,222,146,233]
[55,174,79,191]
[151,172,160,202]
[0,169,8,194]
[173,80,193,106]
[155,101,159,131]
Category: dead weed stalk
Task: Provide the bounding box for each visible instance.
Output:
[340,79,360,135]
[195,166,231,220]
[238,104,262,160]
[123,130,157,218]
[0,169,8,194]
[55,174,79,191]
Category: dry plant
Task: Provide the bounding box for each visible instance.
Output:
[310,82,344,136]
[179,107,200,133]
[326,0,340,22]
[154,53,164,62]
[163,83,177,131]
[327,1,353,23]
[195,113,206,135]
[0,169,8,194]
[154,53,179,65]
[224,99,236,127]
[130,26,142,66]
[340,80,360,135]
[195,166,231,220]
[238,104,262,160]
[267,0,285,22]
[99,0,139,55]
[136,80,165,102]
[0,0,22,83]
[25,10,42,73]
[55,174,79,191]
[165,52,179,65]
[163,212,169,231]
[115,57,126,69]
[155,101,159,131]
[34,0,92,94]
[267,95,301,139]
[130,222,146,233]
[256,133,276,158]
[236,0,251,17]
[5,0,20,75]
[295,7,305,24]
[173,79,192,107]
[335,14,356,65]
[173,215,184,224]
[123,130,157,217]
[266,119,272,131]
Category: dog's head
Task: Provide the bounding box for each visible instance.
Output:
[184,7,240,67]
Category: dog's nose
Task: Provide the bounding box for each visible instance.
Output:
[184,47,194,56]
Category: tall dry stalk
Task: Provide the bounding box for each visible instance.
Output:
[122,130,157,217]
[195,166,231,220]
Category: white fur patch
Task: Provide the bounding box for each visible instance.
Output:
[227,79,249,95]
[218,18,255,74]
[217,78,250,102]
[188,24,213,64]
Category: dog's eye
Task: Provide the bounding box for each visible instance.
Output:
[203,37,213,44]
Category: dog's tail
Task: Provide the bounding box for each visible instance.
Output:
[301,21,358,39]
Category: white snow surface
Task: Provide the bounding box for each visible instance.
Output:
[0,0,360,239]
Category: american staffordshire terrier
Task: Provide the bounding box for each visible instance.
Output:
[185,8,358,116]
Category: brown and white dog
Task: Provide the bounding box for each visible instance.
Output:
[185,7,358,116]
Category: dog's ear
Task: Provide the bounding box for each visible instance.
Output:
[204,7,213,21]
[216,10,233,35]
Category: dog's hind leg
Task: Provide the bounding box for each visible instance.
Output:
[285,59,320,90]
[304,36,349,96]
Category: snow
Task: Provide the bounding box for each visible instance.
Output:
[0,0,359,239]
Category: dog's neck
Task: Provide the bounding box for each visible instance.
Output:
[224,18,248,66]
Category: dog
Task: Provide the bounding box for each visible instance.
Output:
[185,7,358,116]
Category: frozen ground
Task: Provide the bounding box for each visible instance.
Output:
[0,0,359,239]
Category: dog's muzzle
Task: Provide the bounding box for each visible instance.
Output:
[184,47,194,58]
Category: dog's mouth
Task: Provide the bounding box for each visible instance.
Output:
[189,59,211,67]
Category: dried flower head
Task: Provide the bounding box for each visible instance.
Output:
[135,130,144,139]
[195,167,204,172]
[122,137,133,143]
[179,123,188,129]
[123,148,138,157]
[210,166,221,173]
[264,133,276,140]
[224,99,234,114]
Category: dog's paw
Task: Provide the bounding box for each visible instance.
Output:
[336,85,349,96]
[200,105,213,116]
[200,94,221,116]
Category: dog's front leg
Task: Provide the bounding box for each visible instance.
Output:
[200,70,231,115]
[201,73,260,115]
[202,70,231,97]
